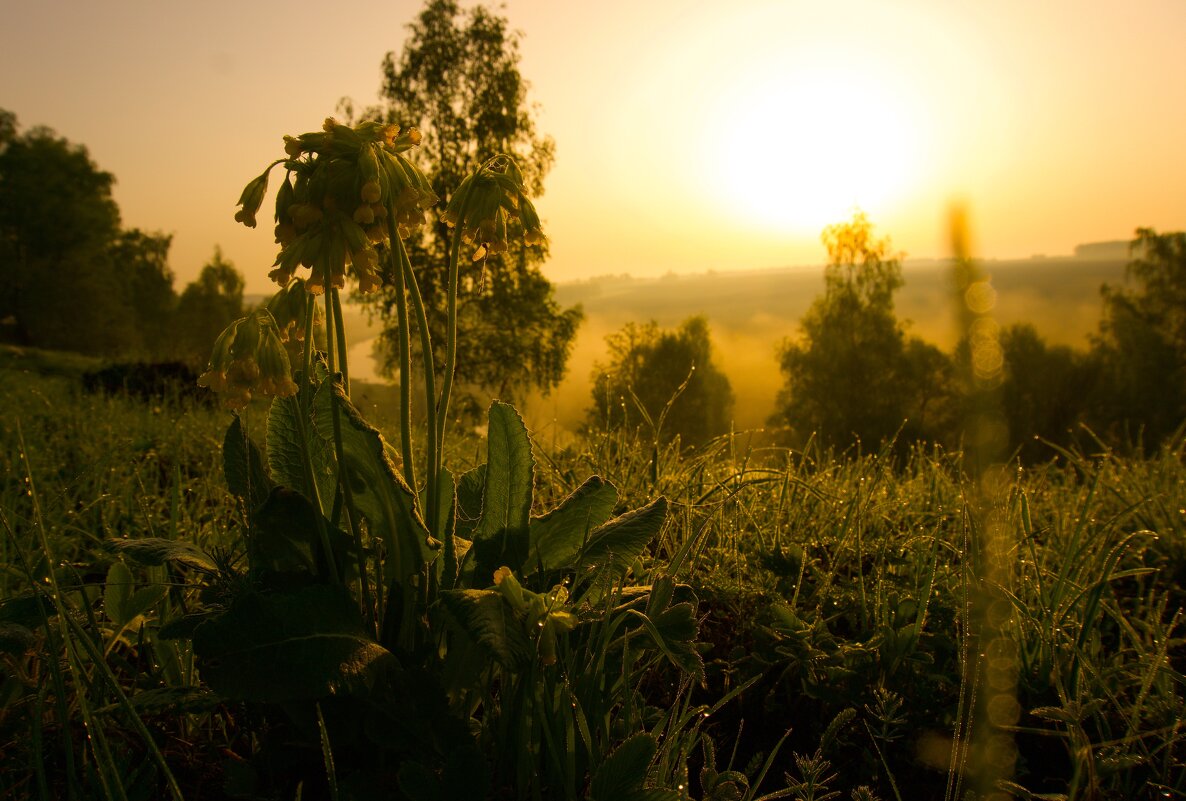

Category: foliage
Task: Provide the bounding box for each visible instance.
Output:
[992,323,1097,460]
[351,0,581,411]
[171,248,245,367]
[0,109,247,365]
[25,111,705,800]
[773,212,953,451]
[1090,228,1186,448]
[111,228,178,357]
[590,315,735,448]
[4,362,1186,798]
[0,110,134,355]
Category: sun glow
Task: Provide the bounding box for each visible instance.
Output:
[709,56,929,234]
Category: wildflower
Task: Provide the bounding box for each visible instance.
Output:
[234,170,271,229]
[197,309,297,409]
[240,118,436,294]
[282,135,302,159]
[441,154,546,261]
[266,278,313,342]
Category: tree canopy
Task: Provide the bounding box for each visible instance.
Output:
[349,0,581,412]
[0,108,245,363]
[773,212,952,450]
[590,316,734,448]
[1090,228,1186,447]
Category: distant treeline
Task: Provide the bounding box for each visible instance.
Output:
[0,109,245,365]
[577,214,1186,460]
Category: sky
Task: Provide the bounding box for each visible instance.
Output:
[2,0,1184,294]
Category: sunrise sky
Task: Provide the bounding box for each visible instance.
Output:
[3,0,1184,294]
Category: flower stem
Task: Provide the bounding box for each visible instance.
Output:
[388,229,417,496]
[331,288,350,395]
[394,232,439,535]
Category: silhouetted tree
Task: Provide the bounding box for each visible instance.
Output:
[348,0,580,411]
[112,229,177,357]
[772,212,952,450]
[1089,228,1186,447]
[969,323,1096,460]
[173,248,245,367]
[590,316,734,447]
[0,110,138,354]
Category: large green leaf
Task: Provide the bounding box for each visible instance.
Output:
[223,416,272,511]
[468,403,534,584]
[310,377,435,585]
[192,584,395,702]
[591,733,675,801]
[629,603,704,681]
[576,497,668,603]
[439,589,532,670]
[267,392,335,504]
[251,486,356,580]
[108,537,218,573]
[527,476,618,575]
[103,561,135,626]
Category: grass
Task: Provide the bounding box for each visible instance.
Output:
[1,353,1183,799]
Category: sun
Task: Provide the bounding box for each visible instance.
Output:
[708,57,928,234]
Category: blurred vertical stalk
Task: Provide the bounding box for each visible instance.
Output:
[949,205,1020,800]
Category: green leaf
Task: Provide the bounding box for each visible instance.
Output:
[527,476,617,575]
[222,416,273,510]
[576,497,668,603]
[104,561,135,626]
[630,602,704,681]
[439,589,532,670]
[311,377,434,585]
[124,584,167,622]
[590,732,657,801]
[251,486,356,580]
[267,391,336,503]
[456,464,486,522]
[469,403,534,582]
[192,584,396,702]
[107,537,218,573]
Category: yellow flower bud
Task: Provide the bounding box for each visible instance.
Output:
[283,135,302,158]
[359,180,382,204]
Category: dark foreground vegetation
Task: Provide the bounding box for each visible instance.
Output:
[1,349,1183,800]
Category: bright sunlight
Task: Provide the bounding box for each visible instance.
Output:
[711,56,928,233]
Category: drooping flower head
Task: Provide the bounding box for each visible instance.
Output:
[197,308,298,409]
[234,118,437,295]
[441,154,546,262]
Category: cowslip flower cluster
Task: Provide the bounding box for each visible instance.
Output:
[493,566,577,666]
[197,308,298,410]
[234,118,436,296]
[266,277,314,342]
[441,154,545,262]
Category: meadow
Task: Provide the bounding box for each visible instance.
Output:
[1,342,1182,800]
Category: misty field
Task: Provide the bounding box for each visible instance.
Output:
[1,346,1182,800]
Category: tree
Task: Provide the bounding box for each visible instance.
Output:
[772,212,952,450]
[970,323,1096,460]
[111,228,177,357]
[590,316,734,448]
[1089,228,1186,447]
[0,110,137,354]
[350,0,580,410]
[173,248,245,367]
